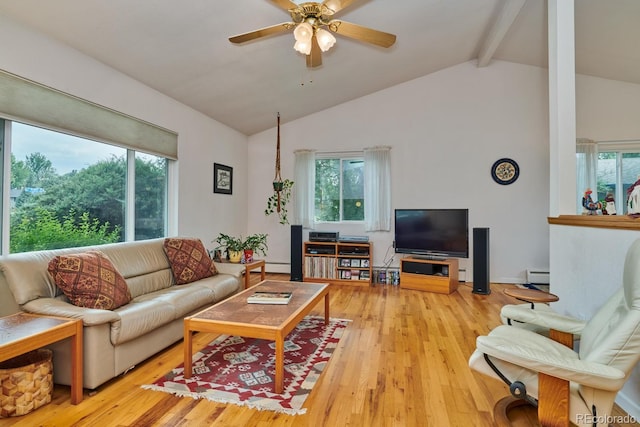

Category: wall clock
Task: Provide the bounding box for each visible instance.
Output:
[491,158,519,185]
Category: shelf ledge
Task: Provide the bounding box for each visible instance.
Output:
[548,215,640,230]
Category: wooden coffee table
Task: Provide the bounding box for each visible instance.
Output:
[0,312,83,404]
[183,280,330,393]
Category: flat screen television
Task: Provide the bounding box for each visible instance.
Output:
[394,209,469,259]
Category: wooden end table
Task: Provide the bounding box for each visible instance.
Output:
[184,280,330,394]
[503,288,559,307]
[217,258,266,289]
[0,312,83,404]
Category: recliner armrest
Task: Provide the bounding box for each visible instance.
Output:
[501,304,586,336]
[476,326,625,391]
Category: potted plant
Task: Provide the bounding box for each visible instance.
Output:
[213,233,244,263]
[265,178,294,225]
[242,233,268,263]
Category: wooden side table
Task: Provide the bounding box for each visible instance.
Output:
[503,288,559,306]
[241,259,266,289]
[217,259,266,289]
[0,312,83,404]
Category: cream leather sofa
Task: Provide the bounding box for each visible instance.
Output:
[0,238,244,390]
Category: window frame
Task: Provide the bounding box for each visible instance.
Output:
[596,141,640,215]
[1,117,175,254]
[314,152,365,224]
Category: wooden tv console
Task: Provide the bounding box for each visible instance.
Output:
[399,256,459,294]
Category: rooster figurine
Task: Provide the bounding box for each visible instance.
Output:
[582,189,601,215]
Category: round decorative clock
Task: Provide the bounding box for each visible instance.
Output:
[491,158,519,185]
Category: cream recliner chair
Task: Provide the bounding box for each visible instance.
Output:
[469,239,640,427]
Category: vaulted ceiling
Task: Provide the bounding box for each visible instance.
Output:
[0,0,638,135]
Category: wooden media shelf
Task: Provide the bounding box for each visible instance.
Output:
[303,241,372,286]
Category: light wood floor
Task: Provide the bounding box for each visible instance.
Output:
[1,273,637,427]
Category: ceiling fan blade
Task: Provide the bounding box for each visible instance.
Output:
[329,20,396,48]
[229,22,294,44]
[306,35,323,68]
[323,0,358,14]
[268,0,299,12]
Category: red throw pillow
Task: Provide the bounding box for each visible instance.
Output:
[48,251,132,310]
[163,238,218,285]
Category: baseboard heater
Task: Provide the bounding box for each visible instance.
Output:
[526,269,550,284]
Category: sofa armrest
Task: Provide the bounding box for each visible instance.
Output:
[213,262,245,278]
[22,298,120,326]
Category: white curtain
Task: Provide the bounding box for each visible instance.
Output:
[364,146,391,231]
[576,138,598,213]
[293,150,316,228]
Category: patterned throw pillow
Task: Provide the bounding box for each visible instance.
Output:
[48,251,132,310]
[163,238,218,285]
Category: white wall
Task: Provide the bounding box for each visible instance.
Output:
[549,74,640,420]
[0,15,249,249]
[248,60,550,283]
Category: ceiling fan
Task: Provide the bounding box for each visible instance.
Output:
[229,0,397,68]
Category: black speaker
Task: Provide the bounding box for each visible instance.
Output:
[290,225,303,281]
[472,228,490,295]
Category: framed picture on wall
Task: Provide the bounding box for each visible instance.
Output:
[213,163,233,194]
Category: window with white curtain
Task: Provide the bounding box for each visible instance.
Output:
[294,147,391,231]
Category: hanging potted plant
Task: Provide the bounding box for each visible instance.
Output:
[213,233,244,263]
[265,179,294,225]
[266,112,294,224]
[242,233,268,263]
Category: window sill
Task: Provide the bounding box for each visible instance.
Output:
[548,215,640,230]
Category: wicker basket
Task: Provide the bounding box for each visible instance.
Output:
[0,349,53,417]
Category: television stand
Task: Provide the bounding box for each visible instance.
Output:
[411,254,447,261]
[399,256,459,294]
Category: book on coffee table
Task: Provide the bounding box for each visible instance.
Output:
[247,291,293,305]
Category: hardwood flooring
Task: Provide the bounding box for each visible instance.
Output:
[1,273,637,426]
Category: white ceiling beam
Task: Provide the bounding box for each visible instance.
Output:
[477,0,527,67]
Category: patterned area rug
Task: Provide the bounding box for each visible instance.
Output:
[142,316,349,415]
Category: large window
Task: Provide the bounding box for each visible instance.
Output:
[5,120,169,253]
[315,157,364,222]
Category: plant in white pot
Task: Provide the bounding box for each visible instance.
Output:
[242,233,268,263]
[213,233,244,263]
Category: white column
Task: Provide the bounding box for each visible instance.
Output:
[548,0,576,216]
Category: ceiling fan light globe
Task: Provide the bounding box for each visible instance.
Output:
[294,40,312,55]
[293,22,313,42]
[316,28,336,52]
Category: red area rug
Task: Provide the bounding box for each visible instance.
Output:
[142,316,349,415]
